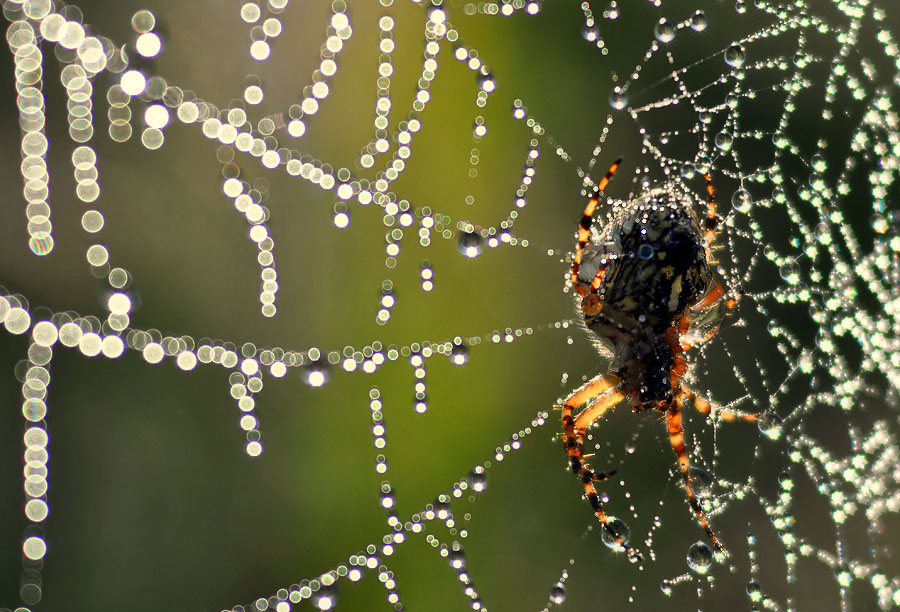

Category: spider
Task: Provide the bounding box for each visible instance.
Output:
[560,159,756,562]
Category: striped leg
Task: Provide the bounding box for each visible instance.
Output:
[570,159,622,296]
[561,373,642,561]
[702,172,720,263]
[666,402,725,554]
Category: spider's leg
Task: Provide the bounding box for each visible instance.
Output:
[702,172,721,263]
[666,397,726,554]
[561,372,642,561]
[681,385,757,423]
[571,159,621,296]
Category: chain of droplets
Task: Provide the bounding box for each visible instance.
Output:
[0,286,574,609]
[224,409,547,612]
[6,0,591,340]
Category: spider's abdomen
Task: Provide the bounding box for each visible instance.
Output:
[580,190,714,407]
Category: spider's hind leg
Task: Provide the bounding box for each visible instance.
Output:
[667,392,726,555]
[561,372,642,561]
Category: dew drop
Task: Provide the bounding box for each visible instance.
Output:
[758,410,783,440]
[582,23,600,42]
[449,548,466,569]
[600,517,631,551]
[687,466,714,498]
[778,260,800,284]
[468,466,487,492]
[686,541,713,573]
[609,87,628,110]
[549,585,566,604]
[654,18,675,43]
[731,188,752,213]
[680,163,696,179]
[714,131,734,151]
[690,10,707,31]
[303,363,329,387]
[772,131,788,149]
[603,2,619,20]
[872,213,888,234]
[457,231,483,258]
[450,341,469,366]
[637,244,654,259]
[811,152,827,173]
[724,44,746,68]
[746,580,762,601]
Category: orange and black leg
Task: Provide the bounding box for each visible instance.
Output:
[702,172,721,262]
[561,373,642,561]
[571,159,621,296]
[666,400,725,554]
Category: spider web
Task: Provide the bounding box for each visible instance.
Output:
[0,0,899,610]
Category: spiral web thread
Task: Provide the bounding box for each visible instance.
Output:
[1,0,900,610]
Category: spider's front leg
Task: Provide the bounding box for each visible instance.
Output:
[667,395,726,555]
[561,373,643,561]
[570,159,621,297]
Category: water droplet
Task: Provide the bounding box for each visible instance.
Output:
[450,341,469,365]
[302,363,329,387]
[680,163,695,179]
[746,580,762,602]
[725,93,739,109]
[695,155,711,173]
[582,23,600,42]
[314,587,338,611]
[714,131,734,151]
[811,153,827,173]
[600,517,631,551]
[809,172,825,190]
[698,111,713,124]
[688,466,714,498]
[609,87,628,110]
[549,585,566,604]
[449,548,466,569]
[724,44,746,68]
[872,213,888,234]
[654,18,675,43]
[468,466,487,492]
[686,541,713,573]
[779,260,800,284]
[690,10,707,31]
[732,188,752,213]
[457,230,483,258]
[477,73,496,93]
[603,2,619,20]
[758,410,783,440]
[624,441,636,454]
[433,496,452,520]
[772,131,788,149]
[637,244,654,259]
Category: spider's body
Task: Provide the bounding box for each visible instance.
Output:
[561,160,755,563]
[576,189,716,409]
